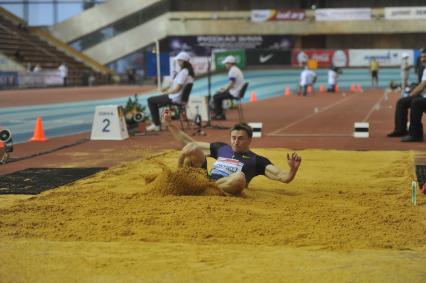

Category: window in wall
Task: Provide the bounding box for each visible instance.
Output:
[1,4,24,19]
[58,3,83,22]
[28,3,54,26]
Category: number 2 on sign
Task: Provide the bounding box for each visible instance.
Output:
[102,118,111,132]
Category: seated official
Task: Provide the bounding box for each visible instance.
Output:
[387,49,426,142]
[212,55,245,120]
[146,52,195,132]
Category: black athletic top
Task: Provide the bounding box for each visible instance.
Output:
[208,142,272,184]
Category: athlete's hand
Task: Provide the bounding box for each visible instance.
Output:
[287,152,301,171]
[162,109,172,125]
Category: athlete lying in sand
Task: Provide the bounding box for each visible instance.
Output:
[162,110,302,195]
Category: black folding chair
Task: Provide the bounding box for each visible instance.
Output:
[169,83,193,130]
[234,82,249,122]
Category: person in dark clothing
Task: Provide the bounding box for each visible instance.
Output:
[415,48,426,83]
[387,49,426,142]
[162,109,302,195]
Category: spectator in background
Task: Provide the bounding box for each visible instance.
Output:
[25,63,32,72]
[13,50,23,62]
[33,64,42,72]
[58,62,68,87]
[88,72,95,86]
[369,57,379,88]
[415,48,426,83]
[212,55,245,120]
[299,65,317,96]
[400,53,412,97]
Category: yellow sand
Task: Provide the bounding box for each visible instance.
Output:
[0,149,425,282]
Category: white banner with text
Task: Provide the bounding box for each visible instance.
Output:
[315,8,371,21]
[348,49,414,67]
[384,6,426,20]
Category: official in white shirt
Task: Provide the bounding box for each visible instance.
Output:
[146,52,195,132]
[387,49,426,142]
[212,55,245,120]
[299,66,317,96]
[327,66,340,92]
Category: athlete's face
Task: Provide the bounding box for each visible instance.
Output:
[230,130,251,153]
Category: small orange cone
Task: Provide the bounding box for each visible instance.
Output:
[250,91,257,102]
[29,116,48,142]
[335,84,340,92]
[0,141,4,149]
[350,84,356,93]
[284,87,291,97]
[319,84,325,93]
[357,84,363,93]
[307,85,313,95]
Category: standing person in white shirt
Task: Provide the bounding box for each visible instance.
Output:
[212,55,245,120]
[58,62,68,87]
[33,64,42,72]
[400,53,412,97]
[327,66,339,92]
[299,65,317,96]
[146,51,195,132]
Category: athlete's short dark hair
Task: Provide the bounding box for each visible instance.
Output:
[230,123,253,138]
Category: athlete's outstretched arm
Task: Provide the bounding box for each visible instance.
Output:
[162,109,210,154]
[264,152,301,184]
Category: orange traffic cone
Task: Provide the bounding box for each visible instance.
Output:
[284,87,291,97]
[350,84,356,93]
[335,84,340,92]
[250,91,257,102]
[0,141,4,149]
[357,84,363,93]
[29,116,48,142]
[319,84,325,93]
[307,85,313,95]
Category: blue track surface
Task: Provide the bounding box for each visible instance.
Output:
[0,68,411,144]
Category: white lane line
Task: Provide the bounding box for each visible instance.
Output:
[362,91,388,122]
[268,133,352,137]
[267,95,357,136]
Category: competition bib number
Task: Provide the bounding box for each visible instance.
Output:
[211,157,243,178]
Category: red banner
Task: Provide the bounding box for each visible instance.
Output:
[291,49,349,67]
[251,9,305,22]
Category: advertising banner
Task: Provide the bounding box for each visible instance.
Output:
[251,9,305,22]
[384,6,426,20]
[213,50,246,71]
[161,35,293,56]
[315,8,371,21]
[348,49,414,67]
[246,49,291,66]
[291,49,349,67]
[18,70,63,87]
[144,52,170,76]
[0,72,18,88]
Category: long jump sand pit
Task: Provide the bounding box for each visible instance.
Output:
[0,149,425,282]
